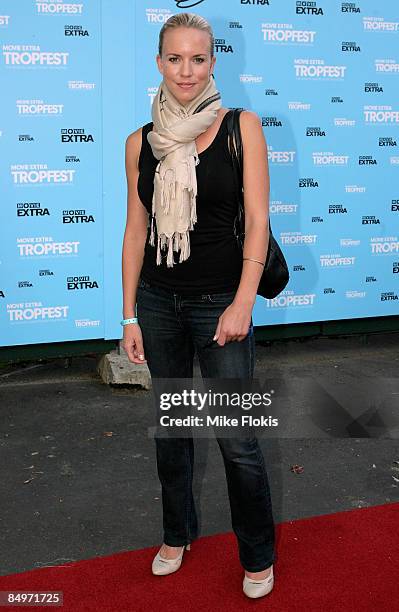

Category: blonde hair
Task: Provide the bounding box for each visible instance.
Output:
[158,12,214,58]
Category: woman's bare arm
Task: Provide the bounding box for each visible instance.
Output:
[233,110,270,308]
[213,110,270,345]
[122,128,149,320]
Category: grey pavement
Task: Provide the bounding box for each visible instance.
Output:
[0,332,398,576]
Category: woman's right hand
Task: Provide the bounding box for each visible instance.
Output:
[121,323,147,365]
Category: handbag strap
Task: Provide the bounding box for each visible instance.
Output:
[227,107,272,239]
[227,107,245,241]
[227,107,244,184]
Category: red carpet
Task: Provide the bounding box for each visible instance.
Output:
[1,502,398,611]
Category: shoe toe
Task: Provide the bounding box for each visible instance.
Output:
[151,549,184,576]
[243,567,274,598]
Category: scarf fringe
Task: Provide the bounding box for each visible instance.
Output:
[150,156,199,267]
[154,231,192,268]
[149,214,156,247]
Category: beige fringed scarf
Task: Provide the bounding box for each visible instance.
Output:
[147,76,222,267]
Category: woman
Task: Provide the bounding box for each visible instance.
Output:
[121,12,275,599]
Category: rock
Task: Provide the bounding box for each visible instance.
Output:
[97,347,151,389]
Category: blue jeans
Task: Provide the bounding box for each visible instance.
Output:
[136,277,275,572]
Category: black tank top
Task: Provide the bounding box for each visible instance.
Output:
[137,109,243,294]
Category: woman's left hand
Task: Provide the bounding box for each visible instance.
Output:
[213,301,252,346]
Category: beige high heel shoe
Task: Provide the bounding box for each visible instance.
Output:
[151,543,191,576]
[243,565,274,598]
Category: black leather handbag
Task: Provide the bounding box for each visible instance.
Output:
[226,107,289,299]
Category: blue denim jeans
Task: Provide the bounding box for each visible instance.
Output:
[136,277,275,572]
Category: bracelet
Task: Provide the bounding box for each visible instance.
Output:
[120,317,138,326]
[243,257,265,268]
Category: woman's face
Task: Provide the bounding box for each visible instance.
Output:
[156,27,216,107]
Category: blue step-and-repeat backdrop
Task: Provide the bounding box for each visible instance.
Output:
[1,0,398,347]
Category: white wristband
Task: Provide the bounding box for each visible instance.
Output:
[120,317,138,326]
